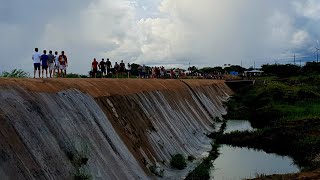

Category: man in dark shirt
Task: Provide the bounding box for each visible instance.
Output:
[92,58,98,78]
[41,50,49,78]
[114,62,119,78]
[120,60,125,76]
[99,58,106,78]
[106,58,112,76]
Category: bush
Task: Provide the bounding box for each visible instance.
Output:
[74,166,92,180]
[65,73,89,78]
[185,161,210,180]
[0,69,29,78]
[170,154,187,170]
[188,155,195,162]
[66,73,80,78]
[149,165,164,177]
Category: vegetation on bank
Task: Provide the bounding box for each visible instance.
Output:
[64,144,92,180]
[221,72,320,172]
[170,154,187,170]
[0,69,30,78]
[185,121,226,180]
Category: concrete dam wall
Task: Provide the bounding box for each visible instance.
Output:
[0,79,232,179]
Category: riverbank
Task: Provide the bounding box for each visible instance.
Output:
[220,76,320,179]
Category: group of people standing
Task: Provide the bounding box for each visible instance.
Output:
[91,58,131,78]
[32,48,68,78]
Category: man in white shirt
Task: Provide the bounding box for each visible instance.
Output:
[54,51,60,77]
[32,48,41,78]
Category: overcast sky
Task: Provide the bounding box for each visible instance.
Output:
[1,0,320,74]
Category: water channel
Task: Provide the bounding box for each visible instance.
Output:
[210,120,300,180]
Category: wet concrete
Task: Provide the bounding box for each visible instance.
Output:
[0,78,232,179]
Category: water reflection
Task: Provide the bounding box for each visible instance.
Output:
[224,120,254,134]
[211,145,299,180]
[211,120,299,179]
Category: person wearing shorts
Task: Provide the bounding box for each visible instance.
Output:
[59,51,68,77]
[41,50,49,78]
[54,51,60,77]
[48,50,55,78]
[32,48,41,78]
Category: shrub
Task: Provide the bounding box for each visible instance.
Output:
[186,161,210,180]
[74,166,92,180]
[66,73,80,78]
[0,69,29,78]
[188,155,195,162]
[149,165,164,177]
[170,154,187,170]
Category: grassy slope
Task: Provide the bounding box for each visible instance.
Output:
[221,76,320,179]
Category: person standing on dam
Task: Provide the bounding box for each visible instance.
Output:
[48,50,55,78]
[91,58,98,78]
[106,58,112,77]
[40,50,49,78]
[99,58,106,78]
[119,60,126,77]
[114,62,119,78]
[54,51,60,77]
[58,51,68,77]
[142,64,146,78]
[32,48,41,78]
[127,63,131,78]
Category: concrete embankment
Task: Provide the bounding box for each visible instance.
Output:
[0,78,232,179]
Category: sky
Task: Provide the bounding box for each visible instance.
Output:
[1,0,320,75]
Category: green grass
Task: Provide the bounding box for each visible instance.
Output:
[275,102,320,121]
[222,75,320,171]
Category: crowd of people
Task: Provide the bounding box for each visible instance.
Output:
[91,58,131,78]
[90,58,181,79]
[32,48,68,78]
[32,48,225,79]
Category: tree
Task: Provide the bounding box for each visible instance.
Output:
[224,65,246,73]
[261,64,300,77]
[199,67,214,74]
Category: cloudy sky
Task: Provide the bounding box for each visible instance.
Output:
[1,0,320,74]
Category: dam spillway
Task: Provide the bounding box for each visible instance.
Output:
[0,78,232,179]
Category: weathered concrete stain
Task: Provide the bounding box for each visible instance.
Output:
[0,78,232,179]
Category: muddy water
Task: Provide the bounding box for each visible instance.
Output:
[211,121,299,180]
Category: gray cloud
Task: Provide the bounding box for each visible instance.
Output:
[1,0,320,74]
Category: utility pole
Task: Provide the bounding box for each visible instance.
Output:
[254,61,255,69]
[241,60,242,67]
[293,54,296,65]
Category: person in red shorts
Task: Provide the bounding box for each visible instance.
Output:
[91,58,98,78]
